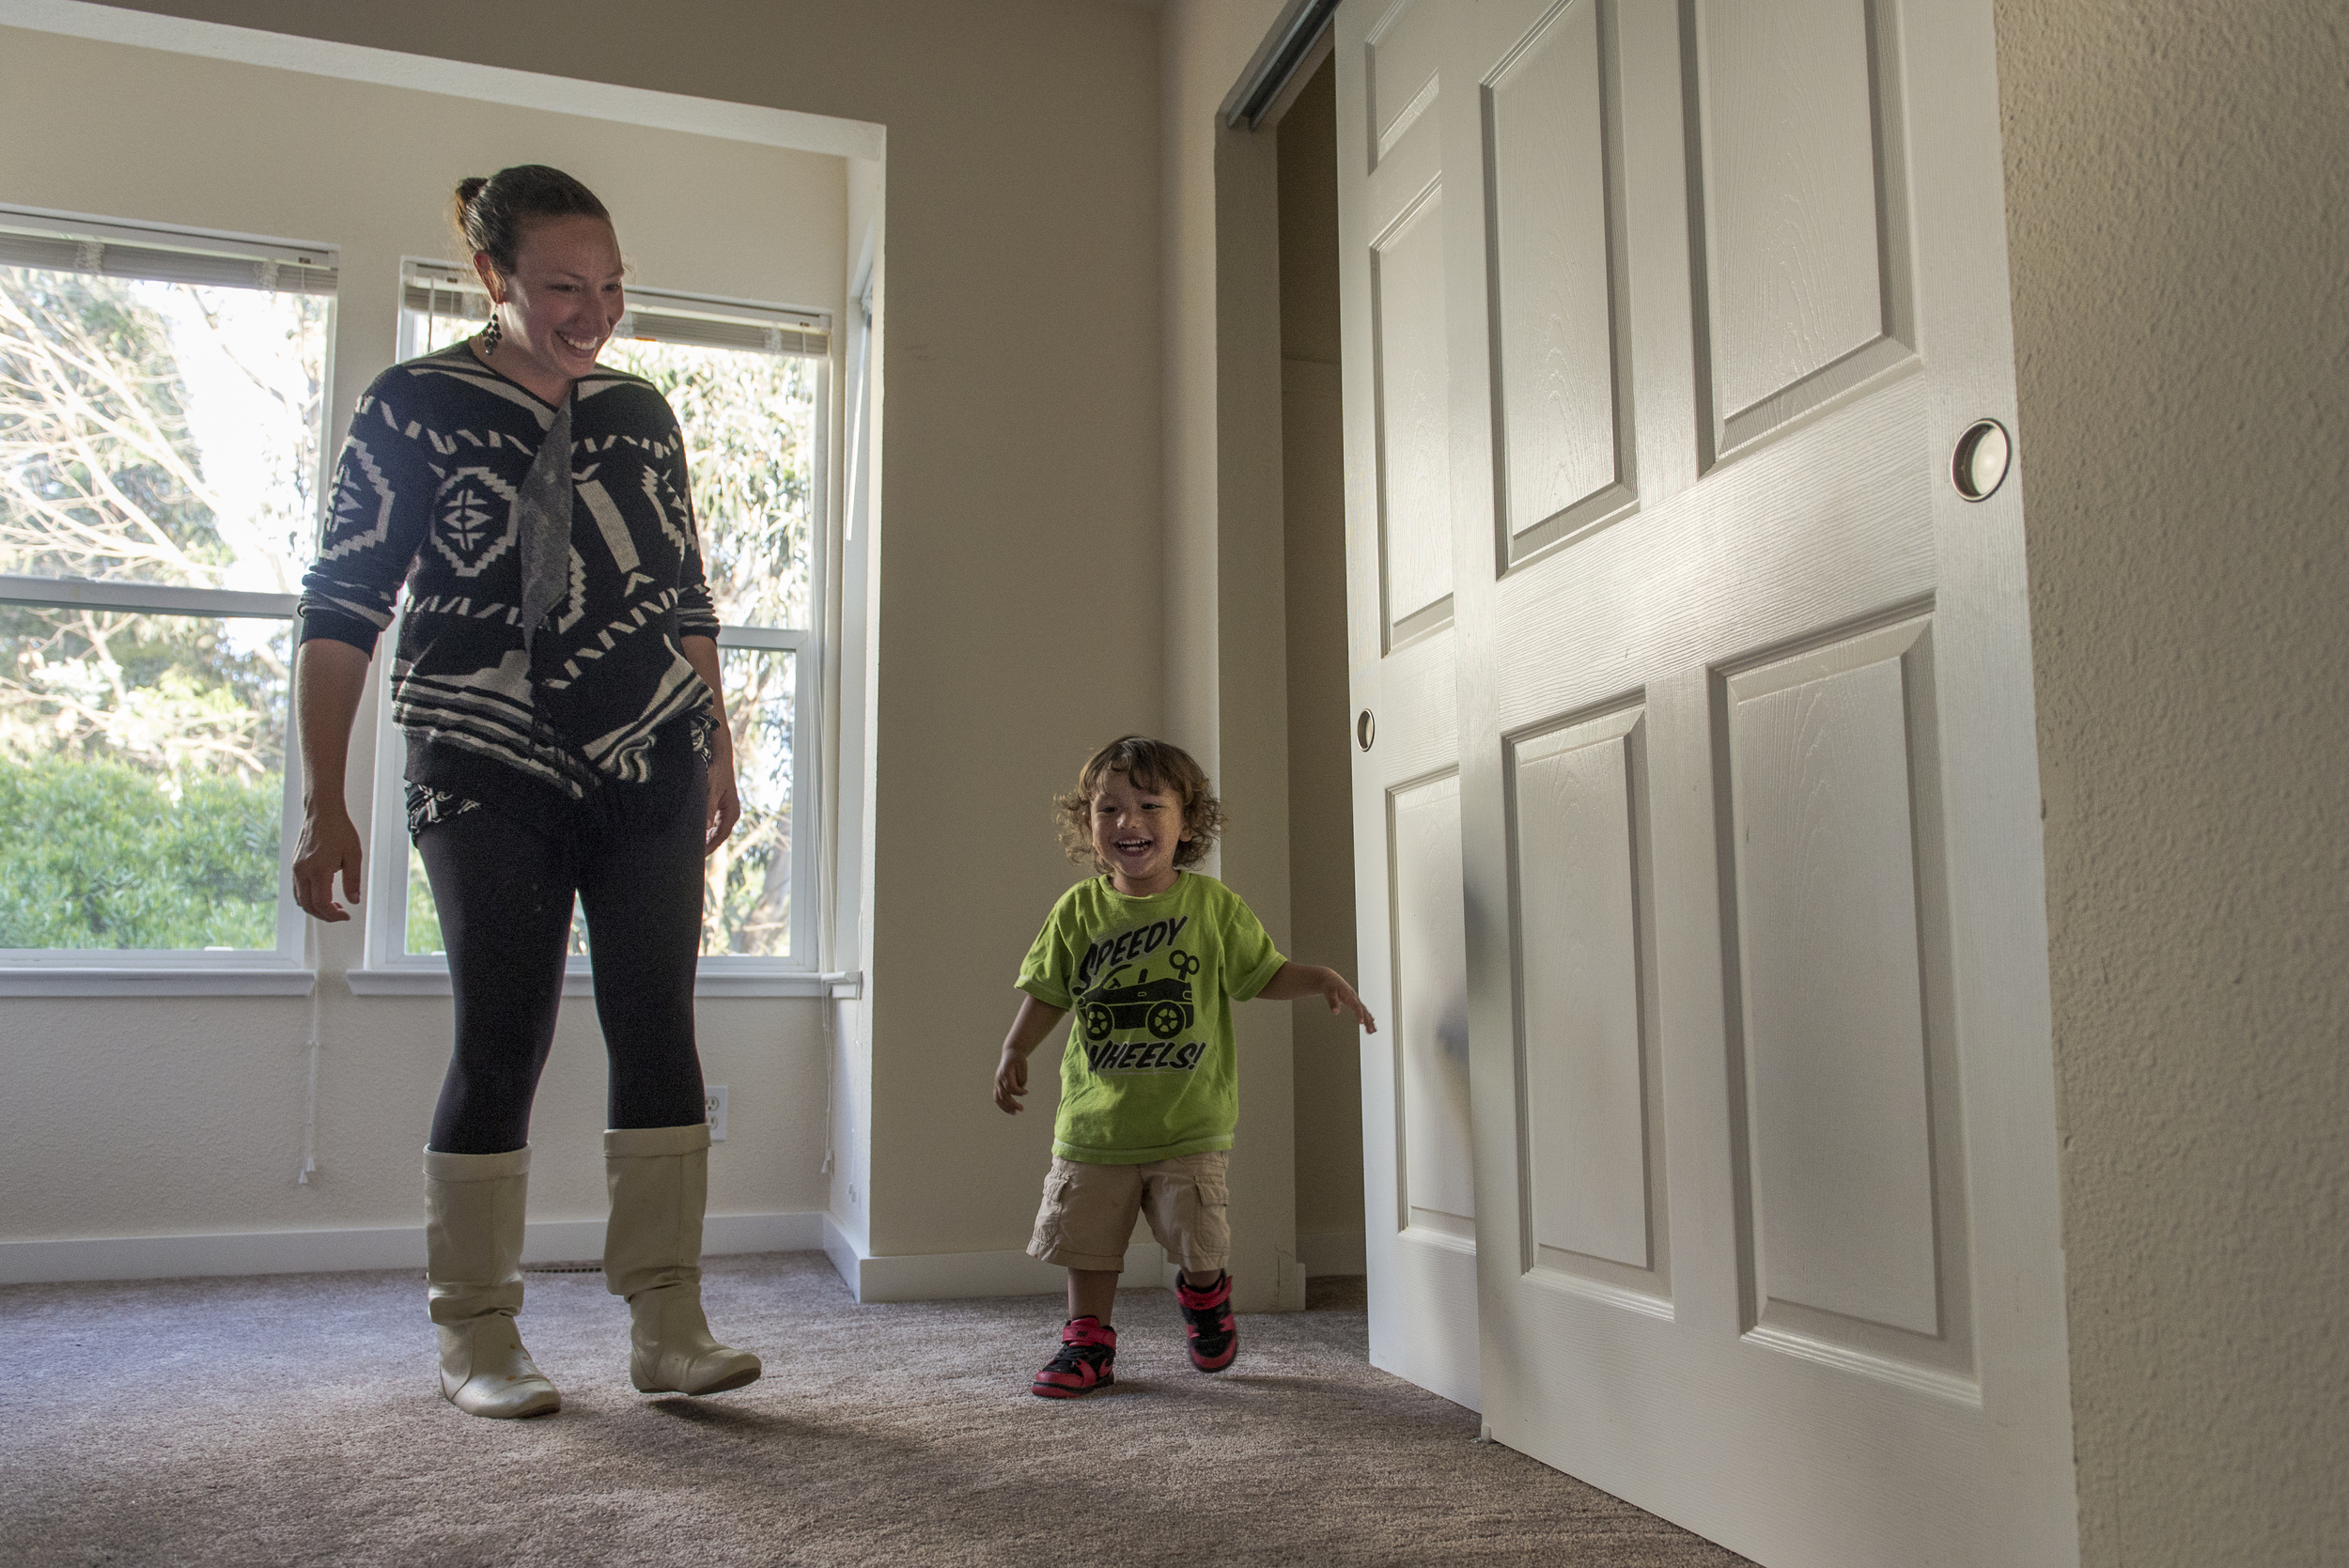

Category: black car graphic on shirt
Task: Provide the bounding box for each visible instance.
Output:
[1076,963,1196,1042]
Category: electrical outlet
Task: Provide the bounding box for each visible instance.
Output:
[705,1085,727,1142]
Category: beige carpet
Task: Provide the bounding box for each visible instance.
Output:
[0,1254,1750,1566]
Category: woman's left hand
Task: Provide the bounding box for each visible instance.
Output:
[704,729,742,853]
[677,636,742,853]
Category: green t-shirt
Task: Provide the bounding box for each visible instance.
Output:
[1017,871,1286,1165]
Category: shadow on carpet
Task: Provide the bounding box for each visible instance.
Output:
[0,1254,1750,1567]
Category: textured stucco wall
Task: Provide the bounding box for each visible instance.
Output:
[1996,2,2349,1562]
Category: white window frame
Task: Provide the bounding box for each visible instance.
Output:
[349,264,832,998]
[0,206,333,996]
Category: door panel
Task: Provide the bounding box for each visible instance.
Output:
[1392,771,1475,1237]
[1690,0,1916,459]
[1725,615,1955,1346]
[1482,0,1636,561]
[1345,639,1480,1413]
[1337,0,2078,1560]
[1508,701,1666,1291]
[1372,183,1455,644]
[1364,0,1443,168]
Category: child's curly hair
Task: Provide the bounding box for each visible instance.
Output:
[1055,735,1226,872]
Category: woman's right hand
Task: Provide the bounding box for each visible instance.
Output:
[292,806,364,923]
[288,637,373,924]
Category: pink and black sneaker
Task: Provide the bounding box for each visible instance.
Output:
[1032,1316,1117,1398]
[1176,1271,1237,1372]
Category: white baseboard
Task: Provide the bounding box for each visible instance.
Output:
[820,1210,865,1295]
[819,1213,1163,1304]
[0,1211,824,1286]
[1297,1229,1366,1277]
[2,1218,1361,1293]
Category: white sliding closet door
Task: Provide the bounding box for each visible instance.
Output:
[1337,0,1480,1413]
[1335,0,2079,1560]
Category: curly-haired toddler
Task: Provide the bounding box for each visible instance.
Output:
[991,735,1376,1397]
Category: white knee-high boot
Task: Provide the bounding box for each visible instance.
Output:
[603,1123,762,1395]
[424,1145,562,1419]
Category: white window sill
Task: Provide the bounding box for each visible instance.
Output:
[346,968,862,1000]
[0,965,316,998]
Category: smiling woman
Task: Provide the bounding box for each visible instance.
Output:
[289,164,762,1422]
[455,167,625,403]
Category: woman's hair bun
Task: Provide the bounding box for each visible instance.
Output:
[449,165,610,276]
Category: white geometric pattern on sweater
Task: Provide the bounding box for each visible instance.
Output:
[298,343,720,800]
[314,430,396,569]
[431,468,520,575]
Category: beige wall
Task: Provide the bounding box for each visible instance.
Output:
[8,0,1330,1310]
[1161,0,1313,1310]
[9,0,1170,1284]
[809,4,1163,1264]
[1273,57,1364,1254]
[1995,1,2349,1563]
[0,23,847,1246]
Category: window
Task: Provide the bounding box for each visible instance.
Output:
[0,207,332,984]
[356,262,829,991]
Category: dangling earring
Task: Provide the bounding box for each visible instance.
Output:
[479,307,503,356]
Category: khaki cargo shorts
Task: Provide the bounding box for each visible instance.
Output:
[1026,1150,1230,1274]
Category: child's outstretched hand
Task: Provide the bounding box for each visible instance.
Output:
[993,1048,1030,1115]
[1319,970,1377,1033]
[1259,961,1377,1032]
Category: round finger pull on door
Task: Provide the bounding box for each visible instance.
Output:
[1357,709,1376,752]
[1952,419,2012,501]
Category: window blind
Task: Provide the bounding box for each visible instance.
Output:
[0,214,337,296]
[402,262,829,358]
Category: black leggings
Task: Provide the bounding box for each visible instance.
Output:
[418,771,708,1156]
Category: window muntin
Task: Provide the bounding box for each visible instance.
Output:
[378,266,826,977]
[0,211,330,966]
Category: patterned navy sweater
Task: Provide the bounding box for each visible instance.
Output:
[298,343,720,809]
